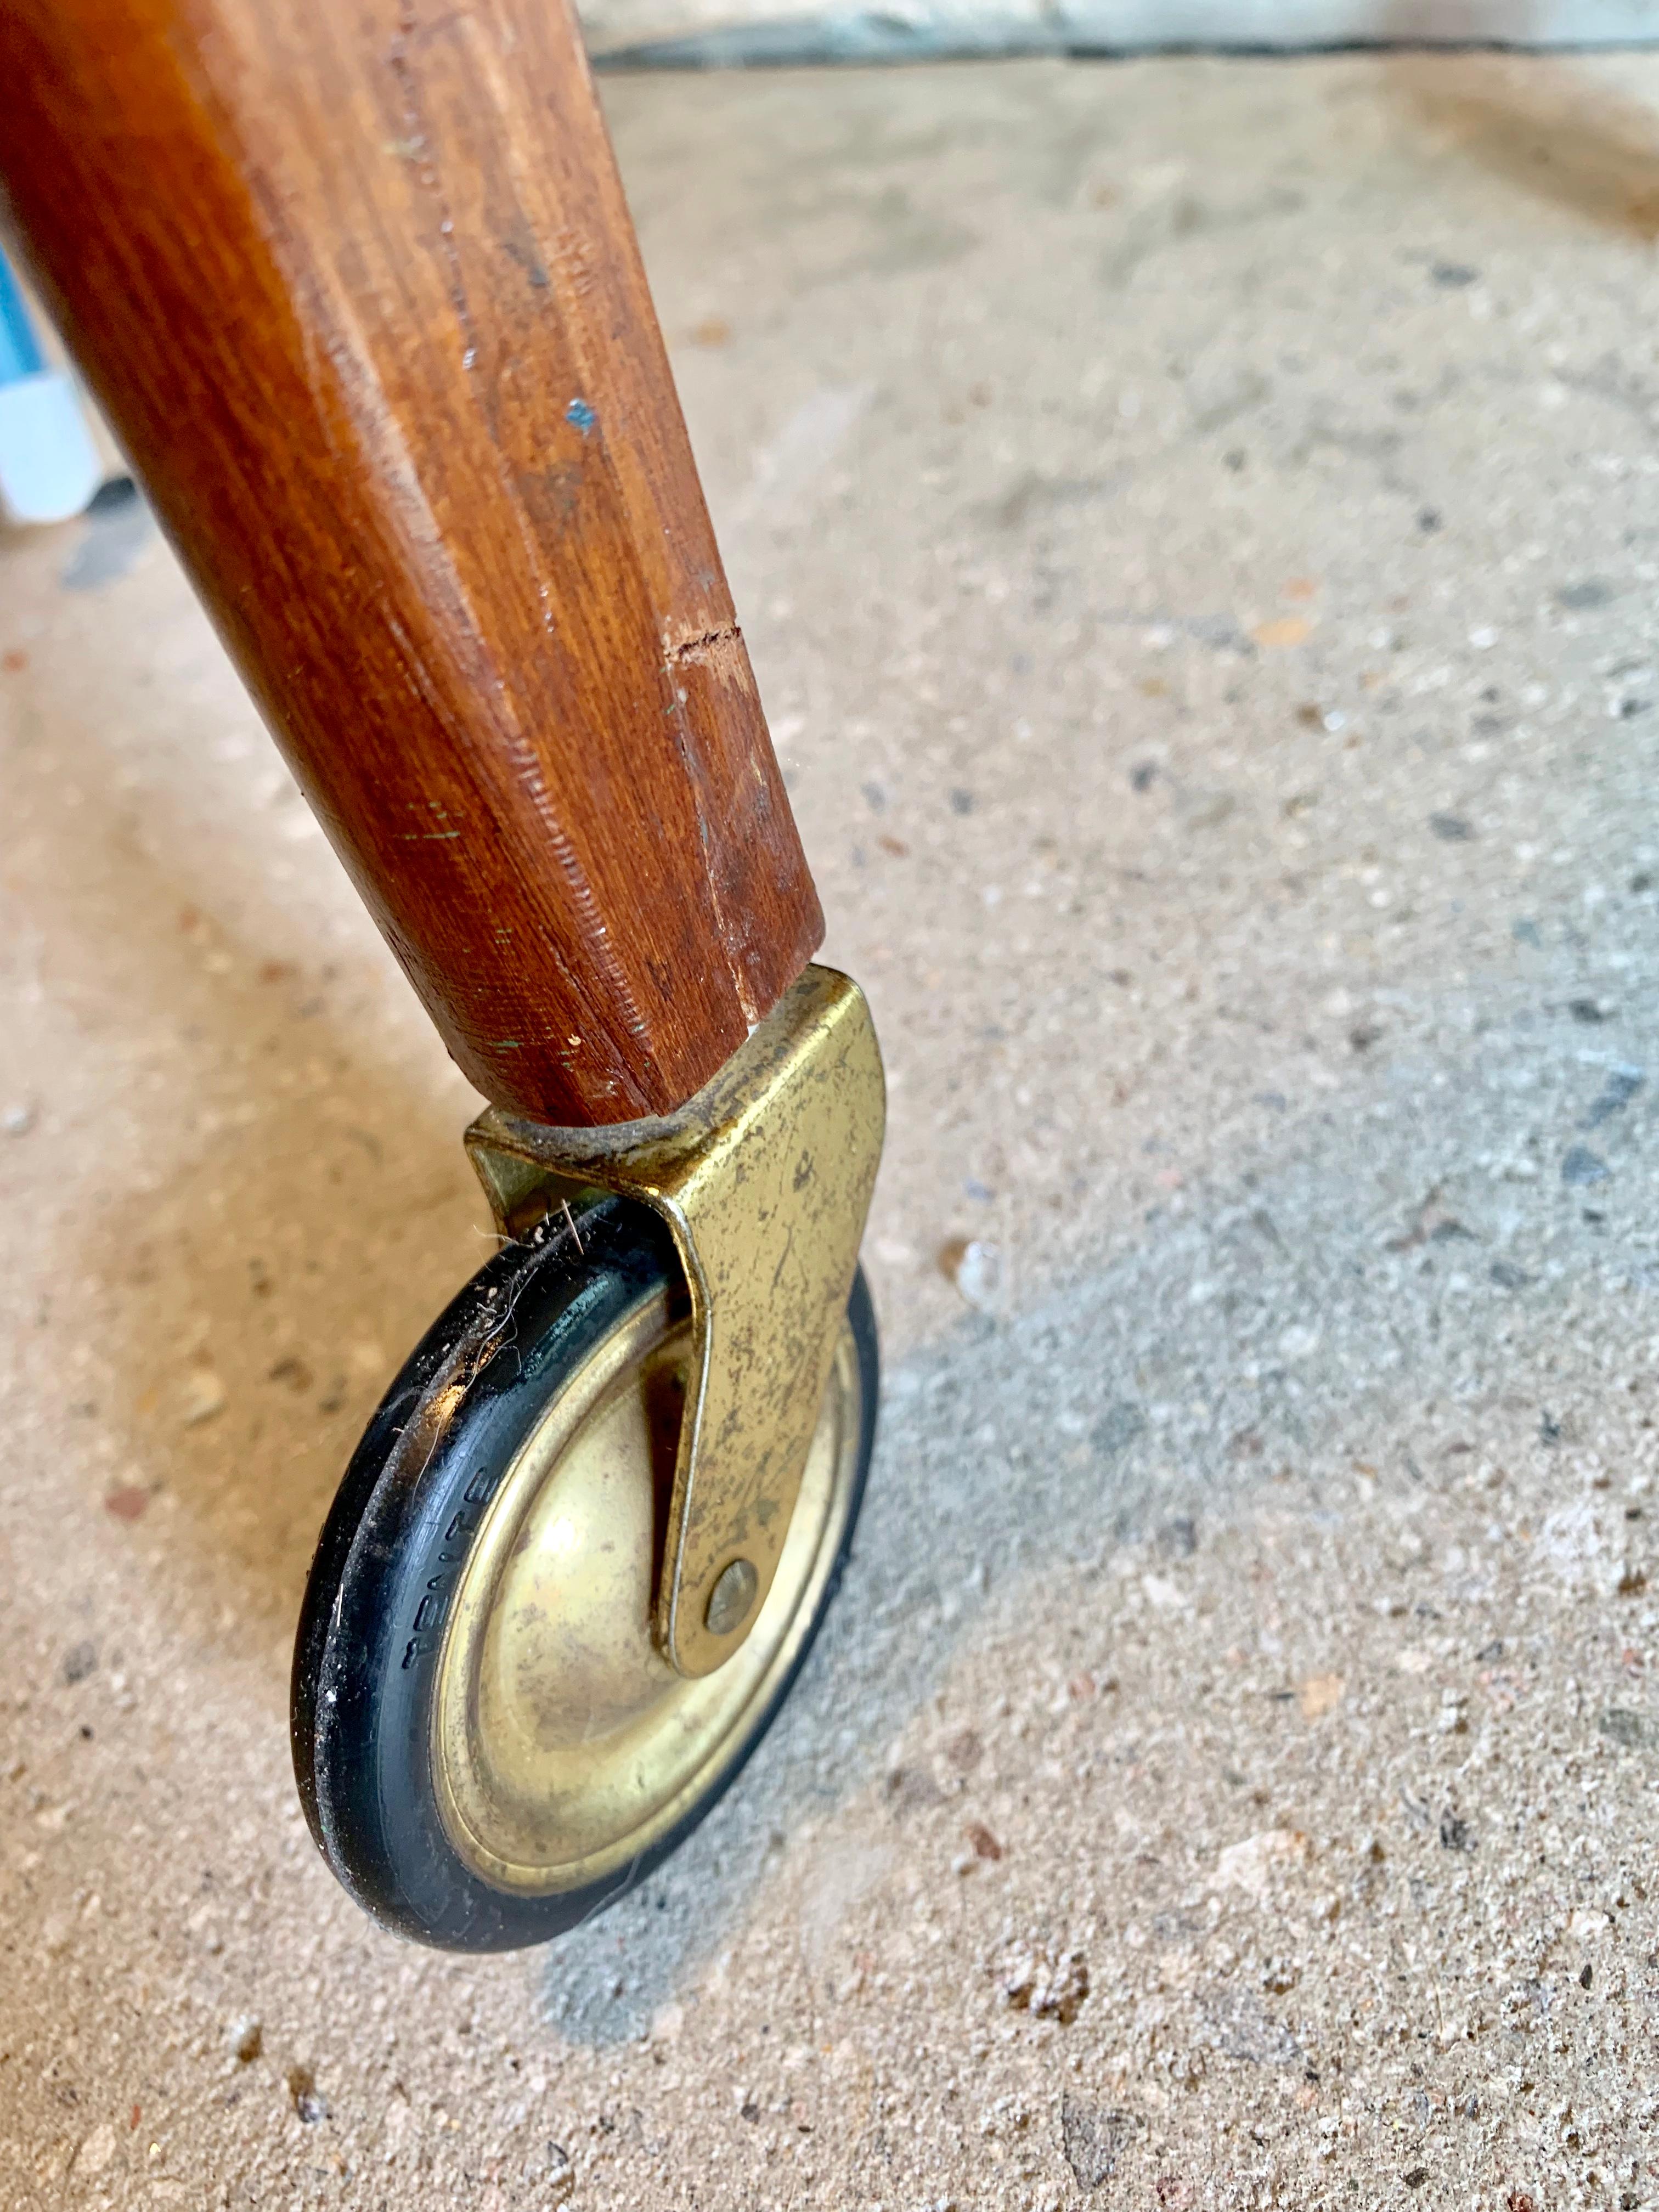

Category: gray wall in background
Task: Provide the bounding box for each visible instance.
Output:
[586,0,1659,65]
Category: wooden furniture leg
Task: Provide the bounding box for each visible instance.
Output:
[1,0,821,1125]
[1,0,885,1951]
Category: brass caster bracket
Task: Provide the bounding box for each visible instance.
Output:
[466,964,885,1678]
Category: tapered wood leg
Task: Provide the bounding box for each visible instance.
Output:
[0,0,823,1124]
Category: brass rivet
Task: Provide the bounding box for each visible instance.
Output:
[705,1558,759,1637]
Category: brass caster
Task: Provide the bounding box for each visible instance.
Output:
[291,970,883,1950]
[291,1201,876,1948]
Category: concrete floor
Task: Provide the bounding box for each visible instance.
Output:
[6,45,1659,2211]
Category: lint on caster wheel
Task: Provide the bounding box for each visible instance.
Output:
[292,1199,878,1951]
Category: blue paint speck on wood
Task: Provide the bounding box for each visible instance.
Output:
[566,398,596,434]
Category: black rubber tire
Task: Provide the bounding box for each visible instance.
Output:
[291,1196,878,1951]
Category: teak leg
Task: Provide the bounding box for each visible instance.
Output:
[1,0,820,1126]
[1,0,885,1951]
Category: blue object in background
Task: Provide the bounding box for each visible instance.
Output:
[0,248,101,525]
[0,252,47,381]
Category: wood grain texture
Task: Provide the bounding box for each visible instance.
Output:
[0,0,822,1123]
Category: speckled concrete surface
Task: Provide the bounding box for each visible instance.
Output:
[7,47,1659,2211]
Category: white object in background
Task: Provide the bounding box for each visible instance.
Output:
[584,0,1659,61]
[1053,0,1659,42]
[0,372,103,526]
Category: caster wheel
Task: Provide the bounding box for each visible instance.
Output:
[291,1197,878,1951]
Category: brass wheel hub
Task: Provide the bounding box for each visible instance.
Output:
[432,1287,863,1895]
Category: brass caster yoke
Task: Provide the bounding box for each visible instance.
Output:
[466,963,885,1679]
